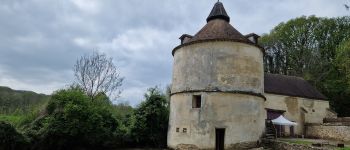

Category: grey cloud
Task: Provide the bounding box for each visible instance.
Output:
[0,0,348,106]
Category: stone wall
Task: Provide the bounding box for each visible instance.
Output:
[306,124,350,142]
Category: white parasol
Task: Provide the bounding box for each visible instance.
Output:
[271,115,297,126]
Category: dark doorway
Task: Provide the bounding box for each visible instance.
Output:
[266,109,286,137]
[275,125,285,137]
[215,128,225,150]
[290,126,295,137]
[266,108,285,120]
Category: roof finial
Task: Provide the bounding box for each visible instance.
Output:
[206,1,230,22]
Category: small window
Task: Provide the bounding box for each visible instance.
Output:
[183,128,187,133]
[176,128,179,132]
[192,95,201,108]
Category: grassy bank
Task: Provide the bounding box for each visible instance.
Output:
[0,115,25,126]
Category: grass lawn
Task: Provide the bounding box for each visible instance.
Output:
[279,139,313,145]
[338,147,350,150]
[0,114,25,126]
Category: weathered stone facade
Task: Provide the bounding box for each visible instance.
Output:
[171,41,264,95]
[168,41,265,149]
[168,93,265,149]
[264,93,331,136]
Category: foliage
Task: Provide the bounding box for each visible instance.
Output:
[335,40,350,91]
[260,16,350,116]
[74,51,124,100]
[261,16,350,78]
[0,121,28,150]
[22,86,169,149]
[130,87,169,148]
[25,87,122,150]
[322,40,350,116]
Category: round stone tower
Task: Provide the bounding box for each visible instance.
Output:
[167,2,265,149]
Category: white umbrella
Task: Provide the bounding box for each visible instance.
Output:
[272,115,297,126]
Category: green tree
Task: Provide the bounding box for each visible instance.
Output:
[323,40,350,116]
[26,87,122,150]
[335,40,350,89]
[261,16,350,79]
[130,87,169,147]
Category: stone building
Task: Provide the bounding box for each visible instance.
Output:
[264,74,333,137]
[167,2,334,149]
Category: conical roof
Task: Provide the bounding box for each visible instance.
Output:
[187,19,251,43]
[186,2,252,44]
[206,2,230,22]
[173,2,263,55]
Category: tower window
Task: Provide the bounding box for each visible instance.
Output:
[192,95,201,108]
[176,128,180,132]
[183,128,187,133]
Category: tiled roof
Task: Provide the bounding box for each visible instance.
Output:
[264,73,327,100]
[184,2,252,45]
[185,19,252,44]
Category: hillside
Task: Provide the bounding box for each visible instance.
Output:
[0,86,50,126]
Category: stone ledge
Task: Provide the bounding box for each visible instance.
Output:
[174,144,199,150]
[265,140,328,150]
[172,141,259,150]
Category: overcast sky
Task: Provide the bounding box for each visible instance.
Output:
[0,0,349,106]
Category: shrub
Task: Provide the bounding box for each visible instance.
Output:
[0,121,28,150]
[26,87,122,150]
[130,87,169,148]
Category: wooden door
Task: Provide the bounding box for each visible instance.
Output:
[216,128,225,150]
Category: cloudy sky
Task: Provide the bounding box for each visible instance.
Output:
[0,0,349,106]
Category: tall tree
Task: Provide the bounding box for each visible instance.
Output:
[131,87,169,147]
[323,40,350,116]
[336,40,350,89]
[74,51,124,100]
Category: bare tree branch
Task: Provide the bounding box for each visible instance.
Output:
[74,51,124,101]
